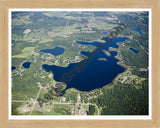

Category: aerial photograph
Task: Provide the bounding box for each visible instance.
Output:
[11,10,149,116]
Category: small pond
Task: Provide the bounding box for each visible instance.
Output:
[22,62,31,69]
[130,28,143,35]
[12,66,16,70]
[129,48,139,53]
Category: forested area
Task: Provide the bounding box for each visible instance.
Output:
[91,81,148,115]
[87,105,96,115]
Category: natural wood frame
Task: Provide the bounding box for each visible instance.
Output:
[0,0,160,127]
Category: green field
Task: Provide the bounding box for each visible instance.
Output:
[12,47,35,58]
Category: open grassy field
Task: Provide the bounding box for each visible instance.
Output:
[12,47,35,58]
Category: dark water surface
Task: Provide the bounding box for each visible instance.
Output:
[130,28,143,35]
[12,66,16,70]
[22,62,31,69]
[42,37,130,91]
[40,47,65,56]
[129,48,139,53]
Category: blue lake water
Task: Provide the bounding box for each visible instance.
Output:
[23,62,31,69]
[40,47,65,56]
[42,37,130,91]
[12,66,16,70]
[129,48,139,53]
[130,28,143,35]
[103,32,108,34]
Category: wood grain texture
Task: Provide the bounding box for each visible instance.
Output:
[0,0,160,127]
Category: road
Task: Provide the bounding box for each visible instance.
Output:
[12,100,34,103]
[51,102,100,115]
[12,98,100,115]
[64,16,71,37]
[29,87,42,115]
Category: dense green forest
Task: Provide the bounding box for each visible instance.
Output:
[91,81,148,115]
[87,105,96,115]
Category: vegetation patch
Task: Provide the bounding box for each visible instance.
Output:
[12,47,35,58]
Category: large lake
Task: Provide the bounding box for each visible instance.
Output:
[42,37,130,91]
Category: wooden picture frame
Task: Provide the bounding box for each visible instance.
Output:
[0,0,160,127]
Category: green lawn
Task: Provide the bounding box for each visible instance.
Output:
[82,105,89,111]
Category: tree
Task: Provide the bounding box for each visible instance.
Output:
[87,105,95,115]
